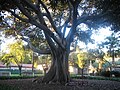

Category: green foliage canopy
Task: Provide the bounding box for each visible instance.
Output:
[1,39,25,66]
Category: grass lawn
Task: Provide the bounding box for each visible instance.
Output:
[71,74,120,82]
[0,74,119,82]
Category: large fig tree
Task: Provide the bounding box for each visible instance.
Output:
[0,0,120,84]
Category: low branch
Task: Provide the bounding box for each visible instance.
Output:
[21,37,51,54]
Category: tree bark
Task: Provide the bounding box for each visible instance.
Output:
[42,47,70,84]
[81,68,84,79]
[78,68,81,74]
[18,65,22,76]
[112,49,115,68]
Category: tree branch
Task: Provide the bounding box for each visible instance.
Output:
[13,0,35,22]
[76,10,109,26]
[62,2,72,38]
[38,0,61,37]
[7,10,29,23]
[22,0,38,12]
[69,0,82,6]
[12,0,65,50]
[66,3,78,43]
[21,37,51,54]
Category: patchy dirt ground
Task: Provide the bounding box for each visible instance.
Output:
[0,78,120,90]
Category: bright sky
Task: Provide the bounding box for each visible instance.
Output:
[0,36,15,52]
[78,27,113,49]
[91,27,112,44]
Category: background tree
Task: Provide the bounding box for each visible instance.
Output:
[1,39,25,75]
[0,53,13,67]
[69,47,86,75]
[69,46,94,75]
[77,51,87,78]
[89,48,113,75]
[90,49,105,72]
[0,0,120,84]
[101,32,120,67]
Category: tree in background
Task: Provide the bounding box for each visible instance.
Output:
[101,33,120,67]
[69,46,91,75]
[0,0,120,84]
[1,39,25,75]
[90,48,113,75]
[89,49,105,72]
[77,51,87,78]
[0,53,13,67]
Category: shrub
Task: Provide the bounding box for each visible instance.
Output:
[100,71,111,77]
[100,71,120,77]
[34,70,43,74]
[111,71,120,77]
[0,76,39,80]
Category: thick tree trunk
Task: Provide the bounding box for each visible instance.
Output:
[42,47,70,84]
